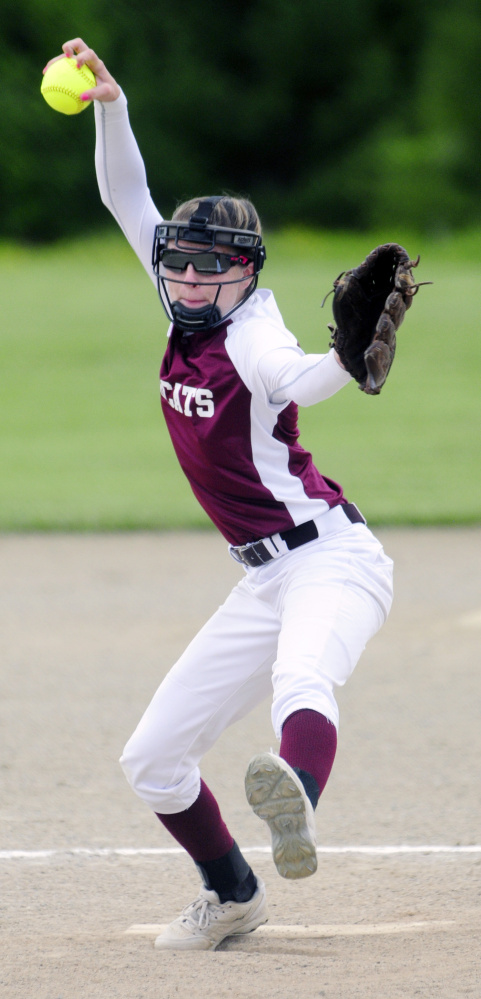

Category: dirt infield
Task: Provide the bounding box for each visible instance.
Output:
[1,529,480,997]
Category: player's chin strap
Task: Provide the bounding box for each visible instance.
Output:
[171,298,222,333]
[168,278,257,334]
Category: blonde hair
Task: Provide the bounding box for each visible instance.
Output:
[172,195,262,237]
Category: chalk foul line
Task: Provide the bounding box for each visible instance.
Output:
[1,844,481,860]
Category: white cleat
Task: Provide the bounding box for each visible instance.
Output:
[154,878,268,951]
[245,752,317,879]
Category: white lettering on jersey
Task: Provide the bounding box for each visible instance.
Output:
[182,385,197,416]
[160,379,171,401]
[160,380,214,418]
[195,388,214,418]
[171,382,184,413]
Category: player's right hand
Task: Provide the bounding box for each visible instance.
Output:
[43,39,121,103]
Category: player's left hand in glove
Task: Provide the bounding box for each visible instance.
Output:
[325,243,429,395]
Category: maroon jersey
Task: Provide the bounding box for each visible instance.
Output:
[160,316,345,546]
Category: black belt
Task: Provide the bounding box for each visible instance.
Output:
[230,503,366,569]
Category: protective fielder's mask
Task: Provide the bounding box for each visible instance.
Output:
[152,197,266,333]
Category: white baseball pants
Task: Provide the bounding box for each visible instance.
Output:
[120,521,393,813]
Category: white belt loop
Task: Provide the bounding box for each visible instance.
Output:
[262,534,290,559]
[229,503,366,569]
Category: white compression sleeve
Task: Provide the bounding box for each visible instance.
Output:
[258,345,352,407]
[94,91,161,284]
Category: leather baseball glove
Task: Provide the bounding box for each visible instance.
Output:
[325,243,425,395]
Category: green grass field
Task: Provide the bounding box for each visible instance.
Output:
[2,227,480,530]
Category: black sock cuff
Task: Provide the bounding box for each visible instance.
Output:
[196,841,256,903]
[293,767,320,810]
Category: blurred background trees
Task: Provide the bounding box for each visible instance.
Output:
[2,0,481,241]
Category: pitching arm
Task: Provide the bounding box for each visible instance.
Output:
[44,39,161,284]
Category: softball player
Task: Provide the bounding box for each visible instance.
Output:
[50,40,394,951]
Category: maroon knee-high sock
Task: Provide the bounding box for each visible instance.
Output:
[280,708,337,807]
[156,779,234,862]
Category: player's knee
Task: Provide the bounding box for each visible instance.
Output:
[119,735,200,812]
[119,737,152,798]
[119,732,166,801]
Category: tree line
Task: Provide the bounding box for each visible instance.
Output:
[2,0,481,241]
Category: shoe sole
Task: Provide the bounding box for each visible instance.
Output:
[245,753,317,879]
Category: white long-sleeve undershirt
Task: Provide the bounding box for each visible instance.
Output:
[258,345,351,406]
[95,91,160,284]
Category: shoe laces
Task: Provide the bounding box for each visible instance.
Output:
[181,887,223,930]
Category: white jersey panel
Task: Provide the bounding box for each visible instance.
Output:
[248,393,331,525]
[226,303,332,525]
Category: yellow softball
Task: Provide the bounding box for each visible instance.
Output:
[41,56,96,115]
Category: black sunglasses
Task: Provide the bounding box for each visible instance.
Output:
[159,249,252,274]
